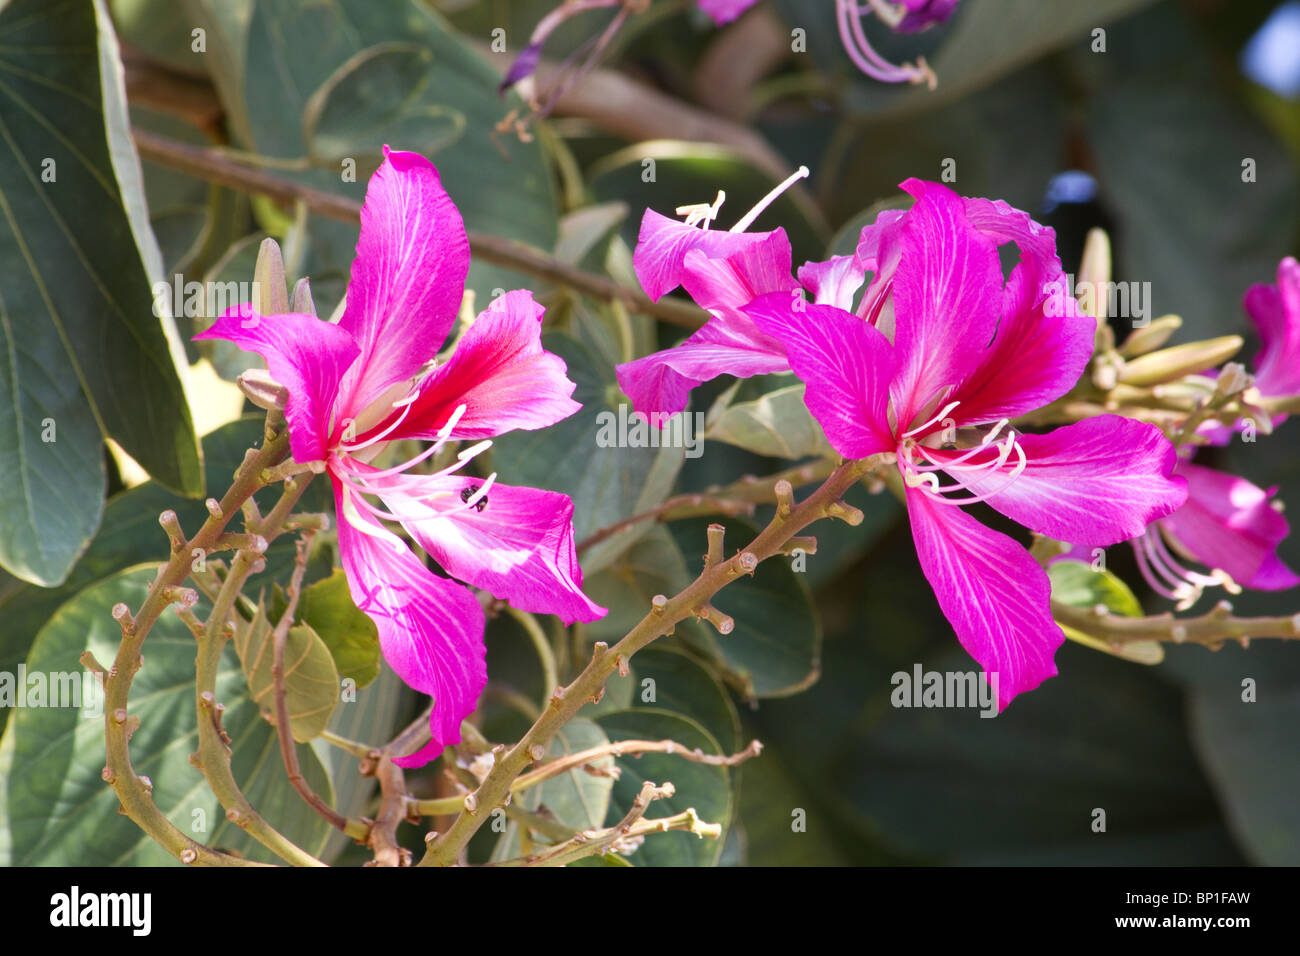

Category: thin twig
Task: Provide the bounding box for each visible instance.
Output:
[130,127,708,329]
[419,455,885,866]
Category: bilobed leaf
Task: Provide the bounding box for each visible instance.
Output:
[0,0,202,586]
[0,417,331,740]
[295,569,381,688]
[583,527,696,645]
[625,645,742,754]
[0,566,334,865]
[233,605,339,743]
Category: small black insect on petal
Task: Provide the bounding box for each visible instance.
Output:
[461,484,488,512]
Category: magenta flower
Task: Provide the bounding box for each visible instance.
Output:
[197,148,605,767]
[1243,256,1300,406]
[619,177,1066,426]
[1132,457,1298,608]
[740,180,1186,708]
[1191,257,1300,446]
[615,168,820,420]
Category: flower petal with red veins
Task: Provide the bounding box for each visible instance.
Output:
[924,416,1187,547]
[889,180,1003,427]
[195,305,359,464]
[333,483,486,766]
[632,208,775,301]
[398,290,580,441]
[746,293,897,459]
[336,147,470,417]
[906,488,1062,710]
[951,252,1093,424]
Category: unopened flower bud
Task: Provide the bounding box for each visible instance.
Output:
[1119,314,1182,357]
[253,238,290,316]
[237,368,289,412]
[1117,336,1244,387]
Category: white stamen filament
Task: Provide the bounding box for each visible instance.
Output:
[729,166,810,234]
[1132,525,1240,611]
[895,406,1029,507]
[901,400,962,440]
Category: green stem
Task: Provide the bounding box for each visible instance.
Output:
[190,472,327,866]
[100,418,290,866]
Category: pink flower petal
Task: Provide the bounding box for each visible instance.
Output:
[924,416,1187,546]
[745,293,897,459]
[697,0,760,25]
[896,0,961,33]
[616,319,791,419]
[336,147,470,418]
[906,487,1063,710]
[632,208,775,301]
[797,255,865,311]
[333,481,486,766]
[1244,256,1300,399]
[951,250,1094,424]
[398,290,580,441]
[615,230,798,418]
[1161,461,1300,590]
[375,473,606,625]
[679,230,799,323]
[889,180,1003,428]
[194,305,359,464]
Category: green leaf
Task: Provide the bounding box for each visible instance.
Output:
[0,566,334,865]
[705,383,832,460]
[490,717,614,863]
[302,43,464,164]
[0,417,332,737]
[295,569,381,689]
[0,0,202,586]
[491,332,685,574]
[624,645,741,754]
[188,0,559,305]
[1049,558,1163,665]
[670,516,821,698]
[592,709,732,867]
[233,605,339,743]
